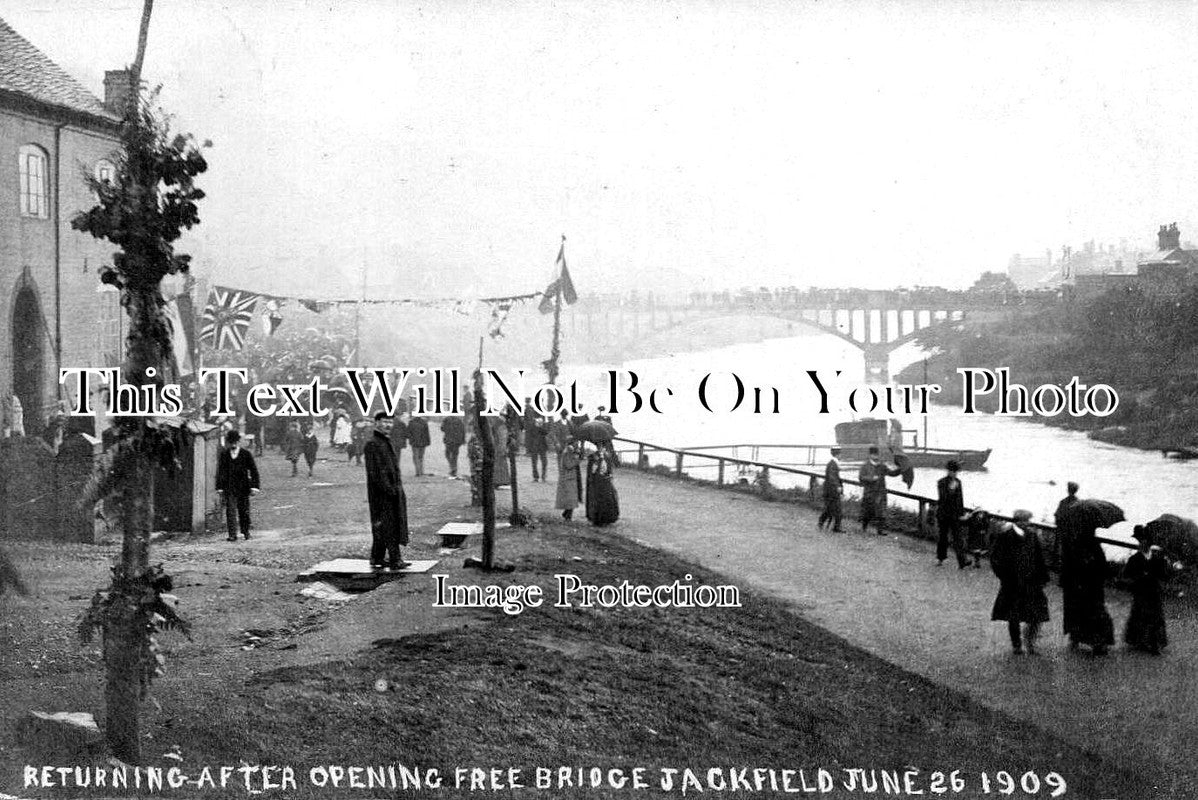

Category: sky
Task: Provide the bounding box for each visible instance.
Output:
[7,0,1198,298]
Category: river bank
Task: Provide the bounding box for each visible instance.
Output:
[0,445,1160,799]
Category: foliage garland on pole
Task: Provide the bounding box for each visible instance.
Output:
[71,81,209,761]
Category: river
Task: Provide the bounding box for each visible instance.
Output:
[558,332,1196,559]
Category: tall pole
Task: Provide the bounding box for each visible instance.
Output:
[546,234,565,386]
[923,357,929,449]
[354,248,367,361]
[107,0,155,763]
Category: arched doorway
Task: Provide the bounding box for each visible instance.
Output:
[11,287,44,435]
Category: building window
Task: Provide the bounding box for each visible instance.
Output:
[95,159,116,186]
[97,285,122,367]
[18,145,49,218]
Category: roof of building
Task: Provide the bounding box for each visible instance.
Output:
[0,17,120,123]
[1137,248,1198,267]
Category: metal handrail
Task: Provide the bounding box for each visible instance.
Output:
[613,436,1136,551]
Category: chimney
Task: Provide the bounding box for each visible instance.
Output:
[103,70,133,116]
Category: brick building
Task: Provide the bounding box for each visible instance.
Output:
[0,17,125,435]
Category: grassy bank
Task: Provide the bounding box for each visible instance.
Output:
[0,453,1159,799]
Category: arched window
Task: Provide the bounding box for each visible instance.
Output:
[18,144,49,218]
[95,159,116,186]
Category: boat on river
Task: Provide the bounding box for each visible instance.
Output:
[834,418,991,471]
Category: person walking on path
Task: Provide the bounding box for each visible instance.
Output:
[1056,483,1115,655]
[524,405,549,482]
[1123,525,1172,655]
[365,412,410,571]
[390,411,409,475]
[283,421,304,477]
[858,446,903,536]
[407,414,431,476]
[585,445,620,526]
[818,447,844,531]
[556,439,583,521]
[990,509,1050,655]
[216,430,260,542]
[440,414,466,478]
[301,421,320,477]
[965,509,991,570]
[936,460,969,568]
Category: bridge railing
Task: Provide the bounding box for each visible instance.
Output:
[610,436,1136,561]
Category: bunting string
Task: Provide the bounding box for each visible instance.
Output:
[199,284,546,351]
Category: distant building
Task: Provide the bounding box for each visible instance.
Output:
[1065,223,1198,300]
[0,17,124,434]
[1007,250,1056,290]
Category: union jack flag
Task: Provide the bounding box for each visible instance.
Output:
[199,286,261,350]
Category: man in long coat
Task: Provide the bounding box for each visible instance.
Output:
[365,412,410,570]
[818,447,843,531]
[936,460,969,567]
[440,414,466,477]
[407,413,431,476]
[216,430,260,542]
[990,509,1050,654]
[858,446,902,536]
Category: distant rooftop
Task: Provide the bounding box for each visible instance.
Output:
[0,16,120,123]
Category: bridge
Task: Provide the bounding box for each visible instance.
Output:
[565,287,1061,381]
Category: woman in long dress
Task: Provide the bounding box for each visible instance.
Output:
[1124,525,1171,655]
[990,510,1050,655]
[585,446,620,526]
[1060,518,1115,654]
[555,440,583,520]
[333,410,353,450]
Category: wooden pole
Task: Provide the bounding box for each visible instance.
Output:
[546,235,565,386]
[472,369,495,570]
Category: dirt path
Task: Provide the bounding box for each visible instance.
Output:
[602,465,1197,793]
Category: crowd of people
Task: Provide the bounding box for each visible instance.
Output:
[817,452,1178,657]
[211,391,622,572]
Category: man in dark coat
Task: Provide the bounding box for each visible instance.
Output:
[858,446,903,536]
[365,412,410,570]
[215,430,260,542]
[389,411,409,474]
[523,401,549,482]
[936,460,969,568]
[818,447,843,532]
[407,414,431,476]
[990,509,1050,655]
[440,414,466,477]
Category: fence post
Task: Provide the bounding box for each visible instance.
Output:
[637,443,645,469]
[917,500,928,536]
[717,459,725,485]
[675,452,684,476]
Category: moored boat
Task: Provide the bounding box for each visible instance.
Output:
[834,418,991,471]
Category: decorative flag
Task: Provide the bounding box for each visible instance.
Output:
[489,301,515,339]
[538,237,578,314]
[163,298,194,376]
[299,298,330,313]
[199,286,261,350]
[262,298,285,336]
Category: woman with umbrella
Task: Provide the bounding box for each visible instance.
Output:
[1123,524,1173,655]
[1058,497,1119,655]
[585,443,620,526]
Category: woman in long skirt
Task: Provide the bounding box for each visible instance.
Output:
[585,447,620,526]
[1124,525,1171,655]
[1060,520,1115,654]
[555,440,583,521]
[990,510,1050,655]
